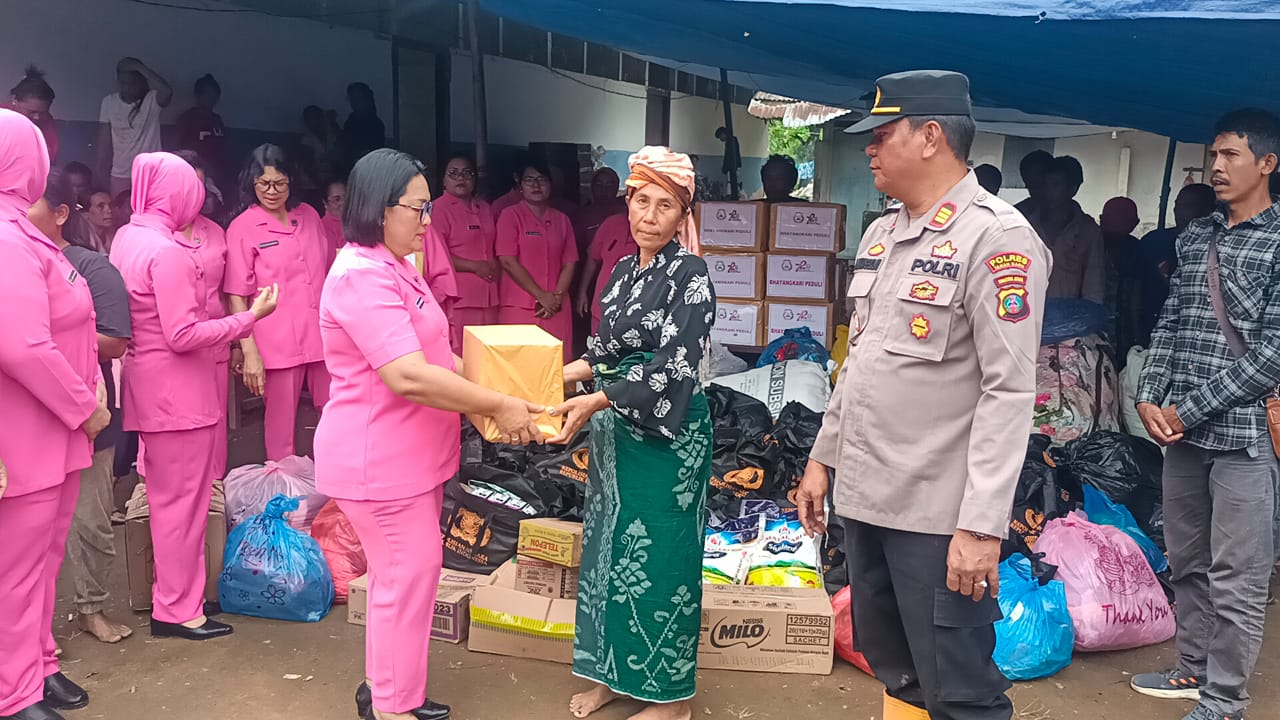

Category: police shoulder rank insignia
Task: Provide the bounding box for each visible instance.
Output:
[867,242,886,257]
[985,252,1032,274]
[909,281,939,302]
[929,202,957,229]
[994,275,1030,323]
[931,240,958,259]
[909,314,931,340]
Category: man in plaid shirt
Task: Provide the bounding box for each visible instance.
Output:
[1131,109,1280,720]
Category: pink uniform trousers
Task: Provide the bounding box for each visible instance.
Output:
[263,361,331,461]
[338,488,443,714]
[142,425,217,624]
[452,307,498,353]
[0,475,78,716]
[213,359,230,480]
[498,306,574,363]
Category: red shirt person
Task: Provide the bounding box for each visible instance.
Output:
[495,161,579,361]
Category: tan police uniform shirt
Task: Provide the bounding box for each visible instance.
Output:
[810,172,1051,538]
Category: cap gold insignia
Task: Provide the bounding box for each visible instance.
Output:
[931,240,958,259]
[870,86,901,115]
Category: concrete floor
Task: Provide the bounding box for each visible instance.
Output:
[58,407,1280,720]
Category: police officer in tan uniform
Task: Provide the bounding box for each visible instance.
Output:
[796,70,1050,720]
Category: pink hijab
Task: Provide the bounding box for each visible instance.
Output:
[0,108,51,226]
[128,152,205,234]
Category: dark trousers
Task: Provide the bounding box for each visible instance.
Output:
[843,519,1012,720]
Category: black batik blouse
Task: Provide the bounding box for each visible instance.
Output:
[583,239,716,440]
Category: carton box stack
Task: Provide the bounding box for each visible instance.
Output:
[348,568,496,644]
[513,518,583,600]
[697,200,845,350]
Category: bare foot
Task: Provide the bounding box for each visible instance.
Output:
[180,614,208,629]
[626,700,692,720]
[372,711,414,720]
[570,684,620,718]
[79,612,135,643]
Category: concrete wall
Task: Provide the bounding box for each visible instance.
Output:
[450,51,770,196]
[1,0,392,166]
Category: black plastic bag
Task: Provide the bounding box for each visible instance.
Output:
[1122,436,1165,549]
[822,514,848,596]
[1004,434,1083,559]
[773,401,824,491]
[1051,431,1143,506]
[440,473,542,573]
[525,431,590,521]
[706,385,784,510]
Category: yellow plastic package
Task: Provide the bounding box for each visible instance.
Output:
[462,325,564,441]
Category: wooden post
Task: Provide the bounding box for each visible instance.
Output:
[720,67,740,199]
[1157,137,1177,229]
[467,0,490,195]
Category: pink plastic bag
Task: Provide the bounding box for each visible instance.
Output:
[1036,511,1175,652]
[224,456,328,532]
[310,500,366,603]
[832,586,874,676]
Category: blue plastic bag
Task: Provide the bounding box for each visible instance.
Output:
[993,555,1075,680]
[756,327,830,368]
[219,494,335,622]
[1082,484,1169,573]
[1040,298,1107,345]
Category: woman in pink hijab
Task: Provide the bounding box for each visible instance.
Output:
[110,152,279,642]
[0,109,110,720]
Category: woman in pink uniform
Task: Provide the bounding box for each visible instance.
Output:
[317,149,543,720]
[433,154,498,346]
[0,109,110,720]
[110,152,278,642]
[321,179,346,268]
[175,150,235,481]
[224,144,330,461]
[496,160,578,361]
[574,212,637,335]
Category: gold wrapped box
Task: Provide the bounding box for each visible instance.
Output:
[462,325,563,441]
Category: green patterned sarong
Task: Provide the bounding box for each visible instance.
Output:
[572,356,712,703]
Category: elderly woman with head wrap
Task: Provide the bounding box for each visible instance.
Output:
[110,152,279,642]
[550,147,713,720]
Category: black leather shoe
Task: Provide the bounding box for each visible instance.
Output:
[43,673,88,710]
[0,699,66,719]
[355,682,449,720]
[150,617,234,641]
[204,601,223,617]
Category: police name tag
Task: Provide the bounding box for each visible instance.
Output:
[909,258,961,280]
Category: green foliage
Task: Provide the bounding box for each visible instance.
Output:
[768,120,814,165]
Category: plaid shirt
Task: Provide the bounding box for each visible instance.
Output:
[1137,198,1280,451]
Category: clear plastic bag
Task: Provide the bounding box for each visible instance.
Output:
[219,494,335,623]
[224,455,327,532]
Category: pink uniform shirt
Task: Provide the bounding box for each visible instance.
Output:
[111,153,256,433]
[489,187,522,224]
[224,203,327,370]
[432,192,497,310]
[190,214,230,363]
[495,203,578,309]
[588,213,637,328]
[321,211,344,269]
[314,243,461,502]
[0,109,99,497]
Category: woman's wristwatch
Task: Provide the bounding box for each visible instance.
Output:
[967,530,997,542]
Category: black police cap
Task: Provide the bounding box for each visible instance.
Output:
[847,70,973,134]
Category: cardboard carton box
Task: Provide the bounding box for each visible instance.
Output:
[769,203,847,254]
[517,518,584,567]
[349,569,496,643]
[468,583,576,664]
[348,574,368,626]
[515,556,580,599]
[697,202,769,252]
[766,254,835,301]
[704,252,766,300]
[462,325,563,442]
[698,584,835,675]
[765,301,835,348]
[711,299,765,347]
[125,512,225,612]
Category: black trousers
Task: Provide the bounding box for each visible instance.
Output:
[843,519,1012,720]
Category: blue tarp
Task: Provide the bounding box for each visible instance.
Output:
[481,0,1280,142]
